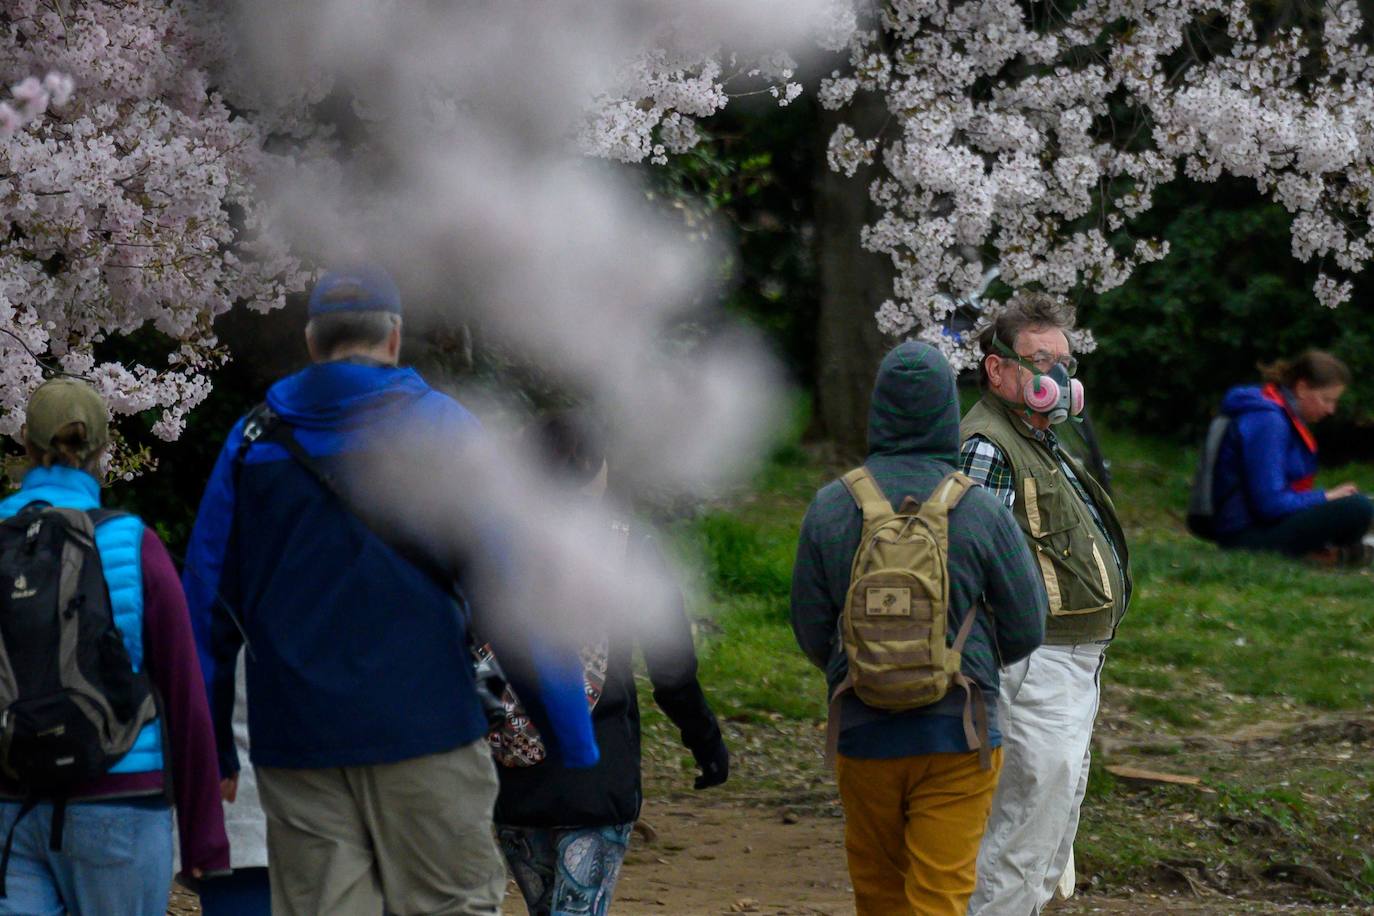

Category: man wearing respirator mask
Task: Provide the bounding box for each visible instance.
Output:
[958,293,1132,916]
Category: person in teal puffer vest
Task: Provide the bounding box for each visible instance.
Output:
[0,379,227,916]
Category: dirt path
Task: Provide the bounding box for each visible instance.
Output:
[173,799,1348,916]
[172,712,1368,915]
[535,801,1350,916]
[555,799,852,916]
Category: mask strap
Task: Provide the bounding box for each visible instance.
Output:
[990,337,1047,414]
[991,337,1046,381]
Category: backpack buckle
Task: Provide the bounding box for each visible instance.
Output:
[241,405,277,447]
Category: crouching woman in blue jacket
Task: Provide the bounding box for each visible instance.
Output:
[1211,350,1373,560]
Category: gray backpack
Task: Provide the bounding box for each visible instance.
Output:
[1187,416,1231,539]
[0,504,158,894]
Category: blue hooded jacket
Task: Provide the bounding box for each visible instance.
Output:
[1211,384,1325,537]
[183,360,597,772]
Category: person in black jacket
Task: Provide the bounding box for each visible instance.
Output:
[494,412,729,916]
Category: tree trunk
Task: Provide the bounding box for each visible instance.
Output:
[813,93,897,460]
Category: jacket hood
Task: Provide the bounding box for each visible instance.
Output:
[1220,384,1288,420]
[867,341,961,462]
[265,360,431,431]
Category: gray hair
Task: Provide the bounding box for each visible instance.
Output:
[305,311,401,359]
[977,292,1076,386]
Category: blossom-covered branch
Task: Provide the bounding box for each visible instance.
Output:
[820,0,1374,366]
[0,0,303,458]
[0,71,73,140]
[578,50,807,165]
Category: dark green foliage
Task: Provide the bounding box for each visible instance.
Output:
[653,97,822,388]
[1079,178,1374,459]
[105,349,263,554]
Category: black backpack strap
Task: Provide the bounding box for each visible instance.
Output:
[47,798,66,852]
[0,796,38,898]
[237,402,277,462]
[266,423,344,497]
[232,402,276,486]
[255,408,513,732]
[253,412,458,594]
[86,508,130,527]
[2,501,51,535]
[9,502,124,536]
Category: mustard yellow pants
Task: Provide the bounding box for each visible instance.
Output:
[836,747,1004,916]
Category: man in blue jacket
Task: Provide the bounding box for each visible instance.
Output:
[183,267,595,916]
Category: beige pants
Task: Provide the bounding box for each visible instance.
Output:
[256,740,505,916]
[968,643,1104,916]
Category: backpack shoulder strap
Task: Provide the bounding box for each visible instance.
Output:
[237,402,277,463]
[912,471,978,550]
[926,471,977,512]
[945,599,992,770]
[841,467,893,527]
[38,507,97,543]
[87,508,130,527]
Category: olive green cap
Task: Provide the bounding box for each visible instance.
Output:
[24,378,109,460]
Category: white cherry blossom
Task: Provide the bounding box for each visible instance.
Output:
[822,0,1374,357]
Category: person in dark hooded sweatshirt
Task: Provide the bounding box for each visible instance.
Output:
[493,411,728,916]
[182,267,597,916]
[1210,350,1373,560]
[790,342,1046,916]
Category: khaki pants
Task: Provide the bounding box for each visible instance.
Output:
[969,643,1105,916]
[256,740,505,916]
[836,747,1004,916]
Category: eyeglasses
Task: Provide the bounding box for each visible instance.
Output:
[1016,350,1078,377]
[991,338,1078,377]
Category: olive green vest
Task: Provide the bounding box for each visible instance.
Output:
[961,396,1131,644]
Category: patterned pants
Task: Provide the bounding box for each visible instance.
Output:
[496,823,633,916]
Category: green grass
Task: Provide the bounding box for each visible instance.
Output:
[678,420,1374,727]
[668,444,831,723]
[1089,425,1374,719]
[653,413,1374,903]
[693,595,823,721]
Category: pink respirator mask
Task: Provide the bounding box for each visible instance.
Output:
[995,341,1084,425]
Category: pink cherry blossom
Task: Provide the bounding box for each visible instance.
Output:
[8,0,1374,458]
[1,1,305,462]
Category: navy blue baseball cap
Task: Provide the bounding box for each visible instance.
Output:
[307,266,402,316]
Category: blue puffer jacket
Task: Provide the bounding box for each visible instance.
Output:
[184,360,597,772]
[1211,384,1325,536]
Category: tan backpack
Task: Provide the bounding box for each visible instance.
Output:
[826,468,991,768]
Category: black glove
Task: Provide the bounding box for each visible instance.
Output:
[654,681,729,789]
[692,734,729,790]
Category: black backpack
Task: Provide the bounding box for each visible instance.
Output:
[0,504,158,893]
[1186,416,1232,540]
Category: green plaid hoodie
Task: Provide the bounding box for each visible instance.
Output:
[790,342,1047,756]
